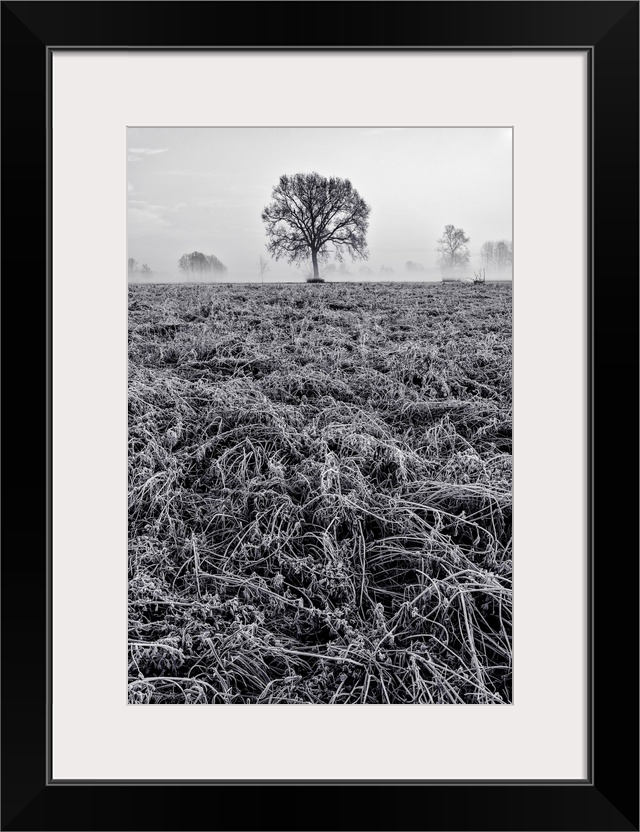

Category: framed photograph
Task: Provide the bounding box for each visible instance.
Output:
[2,2,638,830]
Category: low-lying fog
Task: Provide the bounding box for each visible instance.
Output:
[128,264,513,285]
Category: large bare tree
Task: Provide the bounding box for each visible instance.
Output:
[262,172,371,281]
[436,225,470,269]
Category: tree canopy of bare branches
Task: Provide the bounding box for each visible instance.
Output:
[262,172,371,281]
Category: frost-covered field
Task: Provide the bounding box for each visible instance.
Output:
[128,281,512,704]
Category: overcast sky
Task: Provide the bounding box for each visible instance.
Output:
[127,127,512,281]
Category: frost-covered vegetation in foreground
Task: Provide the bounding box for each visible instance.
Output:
[128,282,512,704]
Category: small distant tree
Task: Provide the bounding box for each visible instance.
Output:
[262,172,371,281]
[141,263,152,277]
[178,251,227,280]
[405,261,426,273]
[128,258,139,275]
[257,255,270,284]
[380,265,395,276]
[436,225,470,270]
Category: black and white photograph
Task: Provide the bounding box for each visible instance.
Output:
[128,126,513,705]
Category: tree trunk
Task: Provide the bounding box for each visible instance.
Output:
[311,250,319,279]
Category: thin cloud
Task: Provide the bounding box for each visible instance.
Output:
[129,148,170,156]
[128,204,172,234]
[155,170,221,178]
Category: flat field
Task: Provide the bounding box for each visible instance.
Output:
[128,281,512,704]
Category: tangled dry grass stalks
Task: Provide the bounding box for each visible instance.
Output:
[128,281,512,704]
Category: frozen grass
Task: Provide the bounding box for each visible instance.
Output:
[128,282,512,704]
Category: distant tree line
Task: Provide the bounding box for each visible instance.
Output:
[178,251,227,278]
[434,226,513,277]
[481,240,513,271]
[316,262,355,278]
[128,258,152,277]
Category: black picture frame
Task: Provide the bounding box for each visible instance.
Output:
[2,2,638,830]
